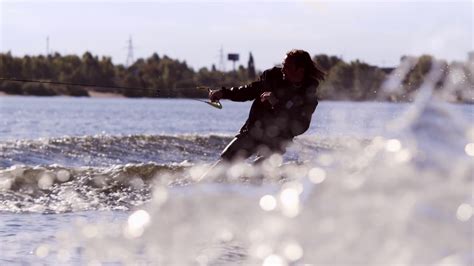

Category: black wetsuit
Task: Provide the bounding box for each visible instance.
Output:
[220,67,319,161]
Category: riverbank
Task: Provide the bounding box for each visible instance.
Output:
[0,90,125,98]
[87,90,125,98]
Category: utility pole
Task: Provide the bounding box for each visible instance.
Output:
[46,36,50,56]
[126,35,135,67]
[218,45,226,72]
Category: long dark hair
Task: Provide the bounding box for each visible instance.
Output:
[286,49,326,86]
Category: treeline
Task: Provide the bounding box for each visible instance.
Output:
[314,54,473,103]
[0,51,472,103]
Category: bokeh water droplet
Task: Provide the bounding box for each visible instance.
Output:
[456,203,472,222]
[464,143,474,156]
[263,254,287,266]
[38,173,54,189]
[283,241,303,261]
[35,244,49,258]
[125,210,151,238]
[308,167,326,184]
[56,169,71,182]
[260,195,277,211]
[386,139,402,152]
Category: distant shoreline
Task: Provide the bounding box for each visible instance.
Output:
[2,52,472,103]
[0,90,125,98]
[87,90,125,98]
[1,92,471,105]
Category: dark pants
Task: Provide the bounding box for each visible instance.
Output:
[220,134,289,163]
[199,135,290,181]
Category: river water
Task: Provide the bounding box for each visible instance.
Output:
[0,96,472,265]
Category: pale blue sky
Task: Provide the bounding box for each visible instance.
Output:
[1,0,472,71]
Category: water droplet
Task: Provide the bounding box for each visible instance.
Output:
[464,143,474,157]
[317,154,333,166]
[38,173,54,189]
[260,195,277,211]
[129,177,145,189]
[153,186,168,206]
[10,165,25,177]
[456,203,473,222]
[189,165,208,181]
[196,255,209,266]
[87,260,102,266]
[125,210,151,238]
[283,241,303,261]
[228,163,246,179]
[308,167,326,184]
[35,244,49,258]
[56,169,71,182]
[279,188,300,217]
[217,229,234,242]
[386,139,401,152]
[436,254,464,266]
[93,175,107,187]
[57,249,71,262]
[395,149,412,163]
[82,225,99,238]
[251,244,272,259]
[0,178,13,190]
[263,254,287,266]
[268,154,283,167]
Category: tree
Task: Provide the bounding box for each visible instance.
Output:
[323,61,354,100]
[313,54,341,72]
[247,52,256,80]
[0,51,468,103]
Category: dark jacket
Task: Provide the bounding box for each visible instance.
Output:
[222,67,319,143]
